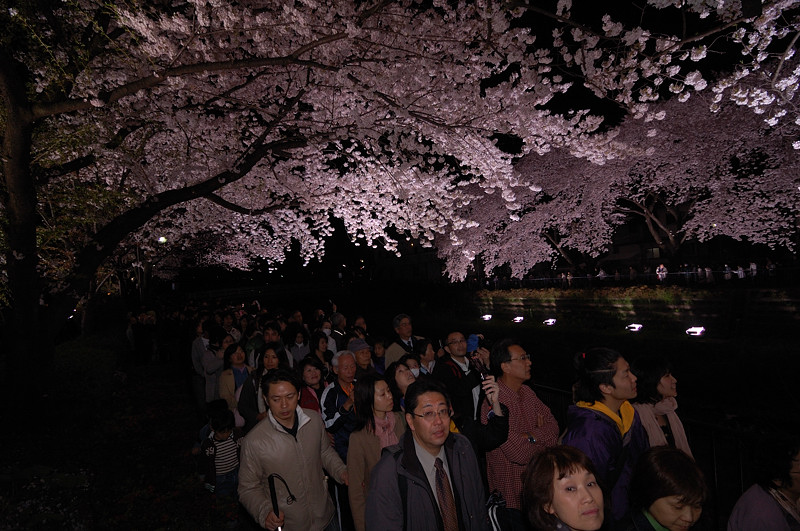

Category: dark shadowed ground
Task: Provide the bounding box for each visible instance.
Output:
[0,332,240,530]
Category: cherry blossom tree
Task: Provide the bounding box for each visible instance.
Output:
[440,96,799,280]
[1,0,799,398]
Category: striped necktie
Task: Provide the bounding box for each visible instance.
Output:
[435,457,458,531]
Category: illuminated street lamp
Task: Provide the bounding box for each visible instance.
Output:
[685,326,706,336]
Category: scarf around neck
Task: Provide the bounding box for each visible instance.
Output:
[374,413,398,448]
[577,400,635,436]
[633,397,694,458]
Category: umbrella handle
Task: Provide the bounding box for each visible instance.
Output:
[268,474,280,524]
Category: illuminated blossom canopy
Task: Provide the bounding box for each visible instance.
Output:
[440,96,799,280]
[1,0,799,318]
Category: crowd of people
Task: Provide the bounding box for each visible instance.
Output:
[185,301,799,531]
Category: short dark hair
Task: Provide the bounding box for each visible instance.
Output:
[522,445,601,530]
[629,446,707,512]
[489,338,520,378]
[298,355,325,376]
[413,338,433,358]
[310,330,330,354]
[392,313,411,329]
[631,355,673,404]
[209,326,231,348]
[754,436,800,490]
[206,398,228,419]
[573,347,623,404]
[210,409,235,433]
[353,373,388,433]
[201,318,215,334]
[404,378,450,414]
[385,360,410,410]
[331,312,346,328]
[223,343,240,370]
[263,320,281,335]
[397,353,420,367]
[261,368,300,397]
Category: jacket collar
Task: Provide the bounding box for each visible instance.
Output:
[399,432,465,530]
[268,405,311,433]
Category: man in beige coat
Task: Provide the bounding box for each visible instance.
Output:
[239,369,348,530]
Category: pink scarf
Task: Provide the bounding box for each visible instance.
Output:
[374,413,398,449]
[634,397,693,458]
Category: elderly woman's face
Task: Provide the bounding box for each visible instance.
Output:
[546,467,604,531]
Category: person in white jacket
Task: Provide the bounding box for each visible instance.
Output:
[239,369,348,531]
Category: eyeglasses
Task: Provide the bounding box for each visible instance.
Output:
[447,338,466,346]
[409,408,452,422]
[509,354,530,362]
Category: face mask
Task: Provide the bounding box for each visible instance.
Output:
[322,329,331,336]
[410,368,420,377]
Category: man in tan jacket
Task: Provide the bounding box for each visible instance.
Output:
[239,369,348,530]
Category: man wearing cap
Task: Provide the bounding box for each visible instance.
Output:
[349,337,376,380]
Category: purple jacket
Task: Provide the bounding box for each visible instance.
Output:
[561,404,649,524]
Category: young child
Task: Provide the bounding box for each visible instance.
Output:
[200,409,240,498]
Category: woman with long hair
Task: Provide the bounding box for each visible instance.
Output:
[631,356,693,458]
[218,343,253,428]
[384,358,417,411]
[309,329,333,381]
[346,374,406,531]
[298,355,328,413]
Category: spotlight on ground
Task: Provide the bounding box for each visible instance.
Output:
[626,323,643,332]
[512,316,524,323]
[685,326,706,336]
[543,318,557,326]
[481,314,492,321]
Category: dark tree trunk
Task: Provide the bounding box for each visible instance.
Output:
[0,57,51,412]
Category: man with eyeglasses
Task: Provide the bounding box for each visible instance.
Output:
[482,338,559,527]
[365,379,490,531]
[432,332,508,457]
